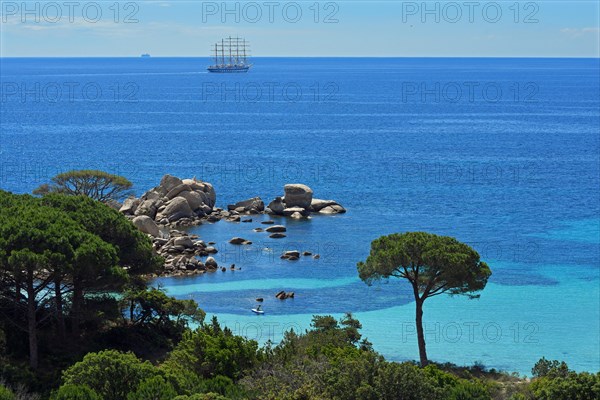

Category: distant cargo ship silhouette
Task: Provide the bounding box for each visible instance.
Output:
[207,37,252,73]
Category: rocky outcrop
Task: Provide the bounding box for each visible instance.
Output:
[122,176,346,278]
[310,198,342,212]
[152,230,221,276]
[267,197,285,215]
[159,175,183,194]
[132,215,160,237]
[267,184,345,217]
[120,197,140,215]
[122,174,217,228]
[227,197,265,214]
[283,184,313,209]
[157,197,194,222]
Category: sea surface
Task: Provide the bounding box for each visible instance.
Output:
[1,57,599,375]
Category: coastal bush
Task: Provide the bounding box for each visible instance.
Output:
[373,361,442,400]
[51,384,101,400]
[197,376,245,398]
[240,315,393,400]
[61,350,159,400]
[0,385,15,400]
[127,376,177,400]
[528,370,600,400]
[172,394,229,400]
[447,380,491,400]
[531,357,569,378]
[163,316,262,382]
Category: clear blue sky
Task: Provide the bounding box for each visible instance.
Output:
[1,1,598,57]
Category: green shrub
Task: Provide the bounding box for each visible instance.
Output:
[532,357,569,378]
[0,384,15,400]
[173,394,228,400]
[529,371,600,400]
[127,376,177,400]
[199,376,238,397]
[51,384,101,400]
[448,380,491,400]
[374,362,442,400]
[164,317,261,381]
[62,350,159,400]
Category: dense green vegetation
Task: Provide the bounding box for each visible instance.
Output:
[3,313,598,399]
[0,190,598,399]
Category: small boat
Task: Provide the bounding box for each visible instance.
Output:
[251,307,264,315]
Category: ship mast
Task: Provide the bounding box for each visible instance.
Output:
[221,39,225,65]
[242,38,246,64]
[228,36,232,65]
[214,43,218,65]
[234,36,240,65]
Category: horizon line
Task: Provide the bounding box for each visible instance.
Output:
[1,56,599,59]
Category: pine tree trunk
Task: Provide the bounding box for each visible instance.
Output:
[26,271,38,369]
[71,278,83,337]
[14,276,21,319]
[415,299,428,367]
[55,277,66,340]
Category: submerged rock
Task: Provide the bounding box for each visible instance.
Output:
[275,291,295,300]
[281,250,300,260]
[228,197,265,213]
[265,225,287,233]
[229,237,252,245]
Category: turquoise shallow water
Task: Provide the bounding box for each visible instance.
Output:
[211,279,600,374]
[1,57,599,374]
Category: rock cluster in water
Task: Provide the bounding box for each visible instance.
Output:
[120,174,217,229]
[266,184,346,218]
[119,175,345,276]
[152,230,219,276]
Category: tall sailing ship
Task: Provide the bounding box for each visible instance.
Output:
[207,36,252,73]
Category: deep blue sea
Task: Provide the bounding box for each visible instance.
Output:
[1,57,599,374]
